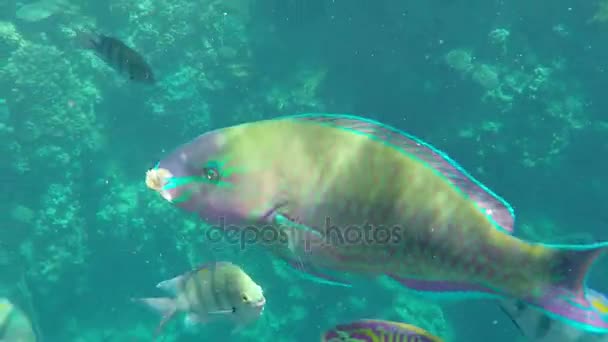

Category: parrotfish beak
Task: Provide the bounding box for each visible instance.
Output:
[256,297,266,307]
[254,298,266,314]
[145,167,178,203]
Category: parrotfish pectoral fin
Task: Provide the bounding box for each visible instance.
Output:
[285,260,352,287]
[274,213,323,238]
[389,276,497,299]
[273,213,326,256]
[285,113,516,233]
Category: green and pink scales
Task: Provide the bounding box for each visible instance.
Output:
[145,114,608,333]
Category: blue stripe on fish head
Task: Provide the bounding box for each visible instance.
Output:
[158,131,239,220]
[157,130,277,228]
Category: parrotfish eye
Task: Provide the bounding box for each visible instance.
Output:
[203,166,220,183]
[241,294,249,302]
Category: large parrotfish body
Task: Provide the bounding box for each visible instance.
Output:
[148,114,608,333]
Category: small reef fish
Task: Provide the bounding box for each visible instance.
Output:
[0,298,37,342]
[134,262,265,337]
[499,288,608,341]
[80,33,155,83]
[15,0,74,22]
[145,113,608,333]
[321,319,443,342]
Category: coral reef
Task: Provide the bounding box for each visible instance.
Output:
[2,1,606,341]
[444,26,588,170]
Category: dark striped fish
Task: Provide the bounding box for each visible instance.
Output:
[321,319,443,342]
[0,298,37,342]
[81,33,155,83]
[134,262,265,338]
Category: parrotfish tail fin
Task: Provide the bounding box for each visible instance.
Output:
[525,243,608,333]
[390,242,608,334]
[132,297,177,338]
[549,244,607,294]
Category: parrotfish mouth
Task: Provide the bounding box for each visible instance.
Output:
[255,298,266,308]
[252,298,266,314]
[145,167,178,202]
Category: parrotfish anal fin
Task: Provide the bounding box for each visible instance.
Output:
[390,275,608,334]
[287,113,515,233]
[269,212,350,287]
[389,276,495,296]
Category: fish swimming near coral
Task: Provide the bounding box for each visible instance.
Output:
[15,0,75,22]
[321,319,443,342]
[0,297,37,342]
[145,113,608,333]
[80,33,155,83]
[499,288,608,341]
[134,261,265,338]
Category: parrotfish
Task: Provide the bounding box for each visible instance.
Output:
[134,261,265,337]
[499,289,608,341]
[0,298,37,342]
[321,319,443,342]
[145,113,608,333]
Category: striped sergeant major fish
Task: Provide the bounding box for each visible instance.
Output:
[145,113,608,334]
[500,288,608,341]
[79,32,155,83]
[134,261,265,338]
[0,298,36,342]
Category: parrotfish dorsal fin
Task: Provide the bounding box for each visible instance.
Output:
[285,113,515,233]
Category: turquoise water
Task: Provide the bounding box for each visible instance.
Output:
[2,1,608,341]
